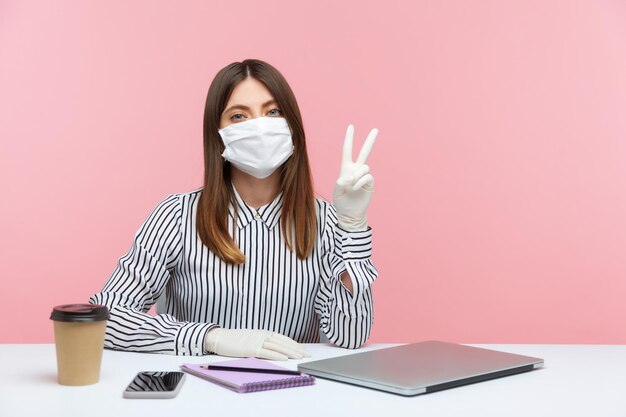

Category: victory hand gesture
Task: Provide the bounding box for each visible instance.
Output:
[333,125,378,232]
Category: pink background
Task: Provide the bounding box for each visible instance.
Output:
[1,0,625,344]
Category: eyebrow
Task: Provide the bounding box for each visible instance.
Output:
[222,99,278,115]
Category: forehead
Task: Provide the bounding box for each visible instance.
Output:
[225,77,275,108]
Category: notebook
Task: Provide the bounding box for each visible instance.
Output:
[298,340,544,396]
[181,358,316,393]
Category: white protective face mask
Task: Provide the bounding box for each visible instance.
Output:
[218,117,294,179]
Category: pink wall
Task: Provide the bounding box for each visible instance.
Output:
[1,0,625,344]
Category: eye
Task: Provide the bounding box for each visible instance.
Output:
[267,108,282,117]
[230,113,246,122]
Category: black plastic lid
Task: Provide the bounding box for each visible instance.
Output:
[50,304,110,322]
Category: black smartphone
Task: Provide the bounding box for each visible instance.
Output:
[123,371,186,399]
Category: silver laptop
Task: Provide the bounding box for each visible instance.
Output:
[298,340,544,396]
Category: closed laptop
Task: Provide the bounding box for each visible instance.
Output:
[298,340,544,396]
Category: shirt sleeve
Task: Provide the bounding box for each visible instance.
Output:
[314,201,379,349]
[89,194,218,356]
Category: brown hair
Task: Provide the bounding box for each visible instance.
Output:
[196,59,316,264]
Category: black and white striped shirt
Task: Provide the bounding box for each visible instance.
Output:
[90,187,378,356]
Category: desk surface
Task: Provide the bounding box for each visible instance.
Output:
[1,343,625,417]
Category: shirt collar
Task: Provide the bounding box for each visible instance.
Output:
[229,185,283,230]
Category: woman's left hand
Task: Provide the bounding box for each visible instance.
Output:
[333,125,378,232]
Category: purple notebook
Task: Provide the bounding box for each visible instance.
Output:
[181,358,315,393]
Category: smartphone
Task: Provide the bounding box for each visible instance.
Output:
[123,371,186,399]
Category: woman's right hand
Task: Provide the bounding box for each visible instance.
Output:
[204,328,310,360]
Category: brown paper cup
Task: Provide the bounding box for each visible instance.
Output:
[50,304,109,386]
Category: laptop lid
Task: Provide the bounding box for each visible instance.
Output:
[298,340,544,396]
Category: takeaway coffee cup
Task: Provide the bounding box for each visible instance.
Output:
[50,304,109,386]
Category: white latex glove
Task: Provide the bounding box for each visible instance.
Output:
[204,328,310,361]
[333,125,378,232]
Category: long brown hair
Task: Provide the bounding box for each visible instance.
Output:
[196,59,316,264]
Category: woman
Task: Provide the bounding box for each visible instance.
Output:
[90,59,379,360]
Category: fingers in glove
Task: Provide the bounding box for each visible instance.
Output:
[335,177,350,189]
[269,332,310,351]
[348,164,370,185]
[342,124,355,165]
[268,333,311,357]
[263,340,306,359]
[355,128,378,165]
[257,348,289,361]
[337,165,370,188]
[352,173,374,191]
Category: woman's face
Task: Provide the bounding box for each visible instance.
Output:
[219,77,283,129]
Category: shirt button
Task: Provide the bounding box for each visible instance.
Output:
[346,252,353,257]
[346,237,353,244]
[255,213,261,219]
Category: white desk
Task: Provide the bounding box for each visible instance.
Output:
[1,343,625,417]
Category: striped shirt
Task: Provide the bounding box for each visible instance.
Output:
[90,187,378,356]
